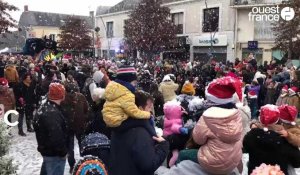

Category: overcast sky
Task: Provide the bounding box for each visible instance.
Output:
[6,0,123,22]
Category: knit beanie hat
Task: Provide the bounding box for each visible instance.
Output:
[181,81,195,95]
[116,65,137,83]
[65,82,79,94]
[48,83,65,101]
[93,70,104,84]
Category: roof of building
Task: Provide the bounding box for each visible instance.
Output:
[96,6,111,16]
[100,0,184,15]
[104,0,141,14]
[18,11,93,28]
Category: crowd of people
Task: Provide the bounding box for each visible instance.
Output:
[0,52,300,175]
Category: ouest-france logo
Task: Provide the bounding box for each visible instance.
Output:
[0,104,19,127]
[249,5,295,22]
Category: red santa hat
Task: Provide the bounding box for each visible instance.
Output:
[205,76,243,104]
[248,90,257,99]
[259,104,280,131]
[282,85,288,92]
[289,86,298,93]
[278,105,297,125]
[0,78,9,87]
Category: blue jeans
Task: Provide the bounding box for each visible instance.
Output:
[248,98,258,120]
[40,156,66,175]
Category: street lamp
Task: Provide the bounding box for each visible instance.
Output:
[95,27,100,57]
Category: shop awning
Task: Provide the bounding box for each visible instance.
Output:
[292,60,300,68]
[272,50,285,60]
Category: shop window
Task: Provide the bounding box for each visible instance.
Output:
[102,50,115,57]
[172,12,184,34]
[203,7,219,33]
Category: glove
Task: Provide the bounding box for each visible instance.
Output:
[19,98,25,106]
[179,127,189,135]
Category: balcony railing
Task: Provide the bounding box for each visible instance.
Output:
[232,0,284,6]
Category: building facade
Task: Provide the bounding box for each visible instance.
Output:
[18,5,93,48]
[96,0,235,62]
[232,0,283,64]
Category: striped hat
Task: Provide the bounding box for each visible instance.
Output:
[116,65,137,82]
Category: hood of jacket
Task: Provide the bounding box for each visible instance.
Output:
[202,107,242,143]
[5,65,15,71]
[104,81,131,101]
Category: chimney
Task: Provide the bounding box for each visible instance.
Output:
[24,5,28,12]
[89,11,94,18]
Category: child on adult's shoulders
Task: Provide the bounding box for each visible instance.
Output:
[245,104,300,175]
[102,65,151,128]
[250,104,300,147]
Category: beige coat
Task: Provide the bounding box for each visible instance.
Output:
[193,107,243,174]
[158,81,179,103]
[286,95,300,111]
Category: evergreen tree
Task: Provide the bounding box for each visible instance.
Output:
[0,121,16,174]
[272,0,300,59]
[124,0,177,58]
[0,0,18,33]
[58,16,92,52]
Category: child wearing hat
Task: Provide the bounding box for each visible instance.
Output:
[277,105,300,147]
[102,66,151,128]
[286,86,300,111]
[276,85,289,106]
[244,104,300,175]
[0,78,15,121]
[251,105,300,148]
[182,76,244,174]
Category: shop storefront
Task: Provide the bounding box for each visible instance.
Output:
[163,36,190,61]
[192,34,228,63]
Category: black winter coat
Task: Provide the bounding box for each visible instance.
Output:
[14,81,37,109]
[109,125,169,175]
[0,61,5,78]
[33,101,68,157]
[243,128,300,175]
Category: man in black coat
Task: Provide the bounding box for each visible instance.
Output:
[243,128,300,175]
[33,82,68,175]
[109,124,169,175]
[14,73,38,136]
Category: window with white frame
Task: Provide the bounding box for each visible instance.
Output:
[106,21,114,38]
[203,7,219,33]
[172,12,184,34]
[254,20,275,41]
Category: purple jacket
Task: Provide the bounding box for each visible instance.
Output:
[248,85,260,95]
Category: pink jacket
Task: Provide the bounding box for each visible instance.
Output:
[193,107,243,174]
[163,102,183,136]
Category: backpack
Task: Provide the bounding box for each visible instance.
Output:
[82,78,95,107]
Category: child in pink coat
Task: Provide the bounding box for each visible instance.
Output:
[163,101,188,167]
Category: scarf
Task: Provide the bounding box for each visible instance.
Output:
[114,79,136,94]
